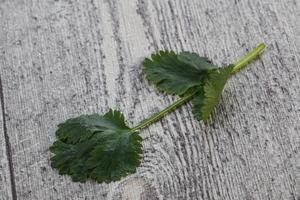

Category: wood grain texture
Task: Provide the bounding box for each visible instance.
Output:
[0,0,299,199]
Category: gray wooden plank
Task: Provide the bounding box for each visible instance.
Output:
[0,2,14,199]
[0,0,299,199]
[0,0,112,199]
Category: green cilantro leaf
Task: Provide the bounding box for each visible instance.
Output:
[144,51,217,96]
[50,109,142,183]
[143,50,235,122]
[192,65,234,122]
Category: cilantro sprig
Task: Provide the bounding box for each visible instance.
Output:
[50,43,266,183]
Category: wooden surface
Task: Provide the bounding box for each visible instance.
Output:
[0,0,299,199]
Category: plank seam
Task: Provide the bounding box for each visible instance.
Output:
[0,76,17,200]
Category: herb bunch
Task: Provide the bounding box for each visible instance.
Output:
[50,43,266,183]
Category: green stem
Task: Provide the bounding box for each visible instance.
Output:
[232,43,266,74]
[131,91,196,132]
[131,43,266,131]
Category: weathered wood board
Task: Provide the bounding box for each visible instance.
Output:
[0,0,299,199]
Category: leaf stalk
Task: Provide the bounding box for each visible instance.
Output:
[232,43,266,74]
[131,91,196,132]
